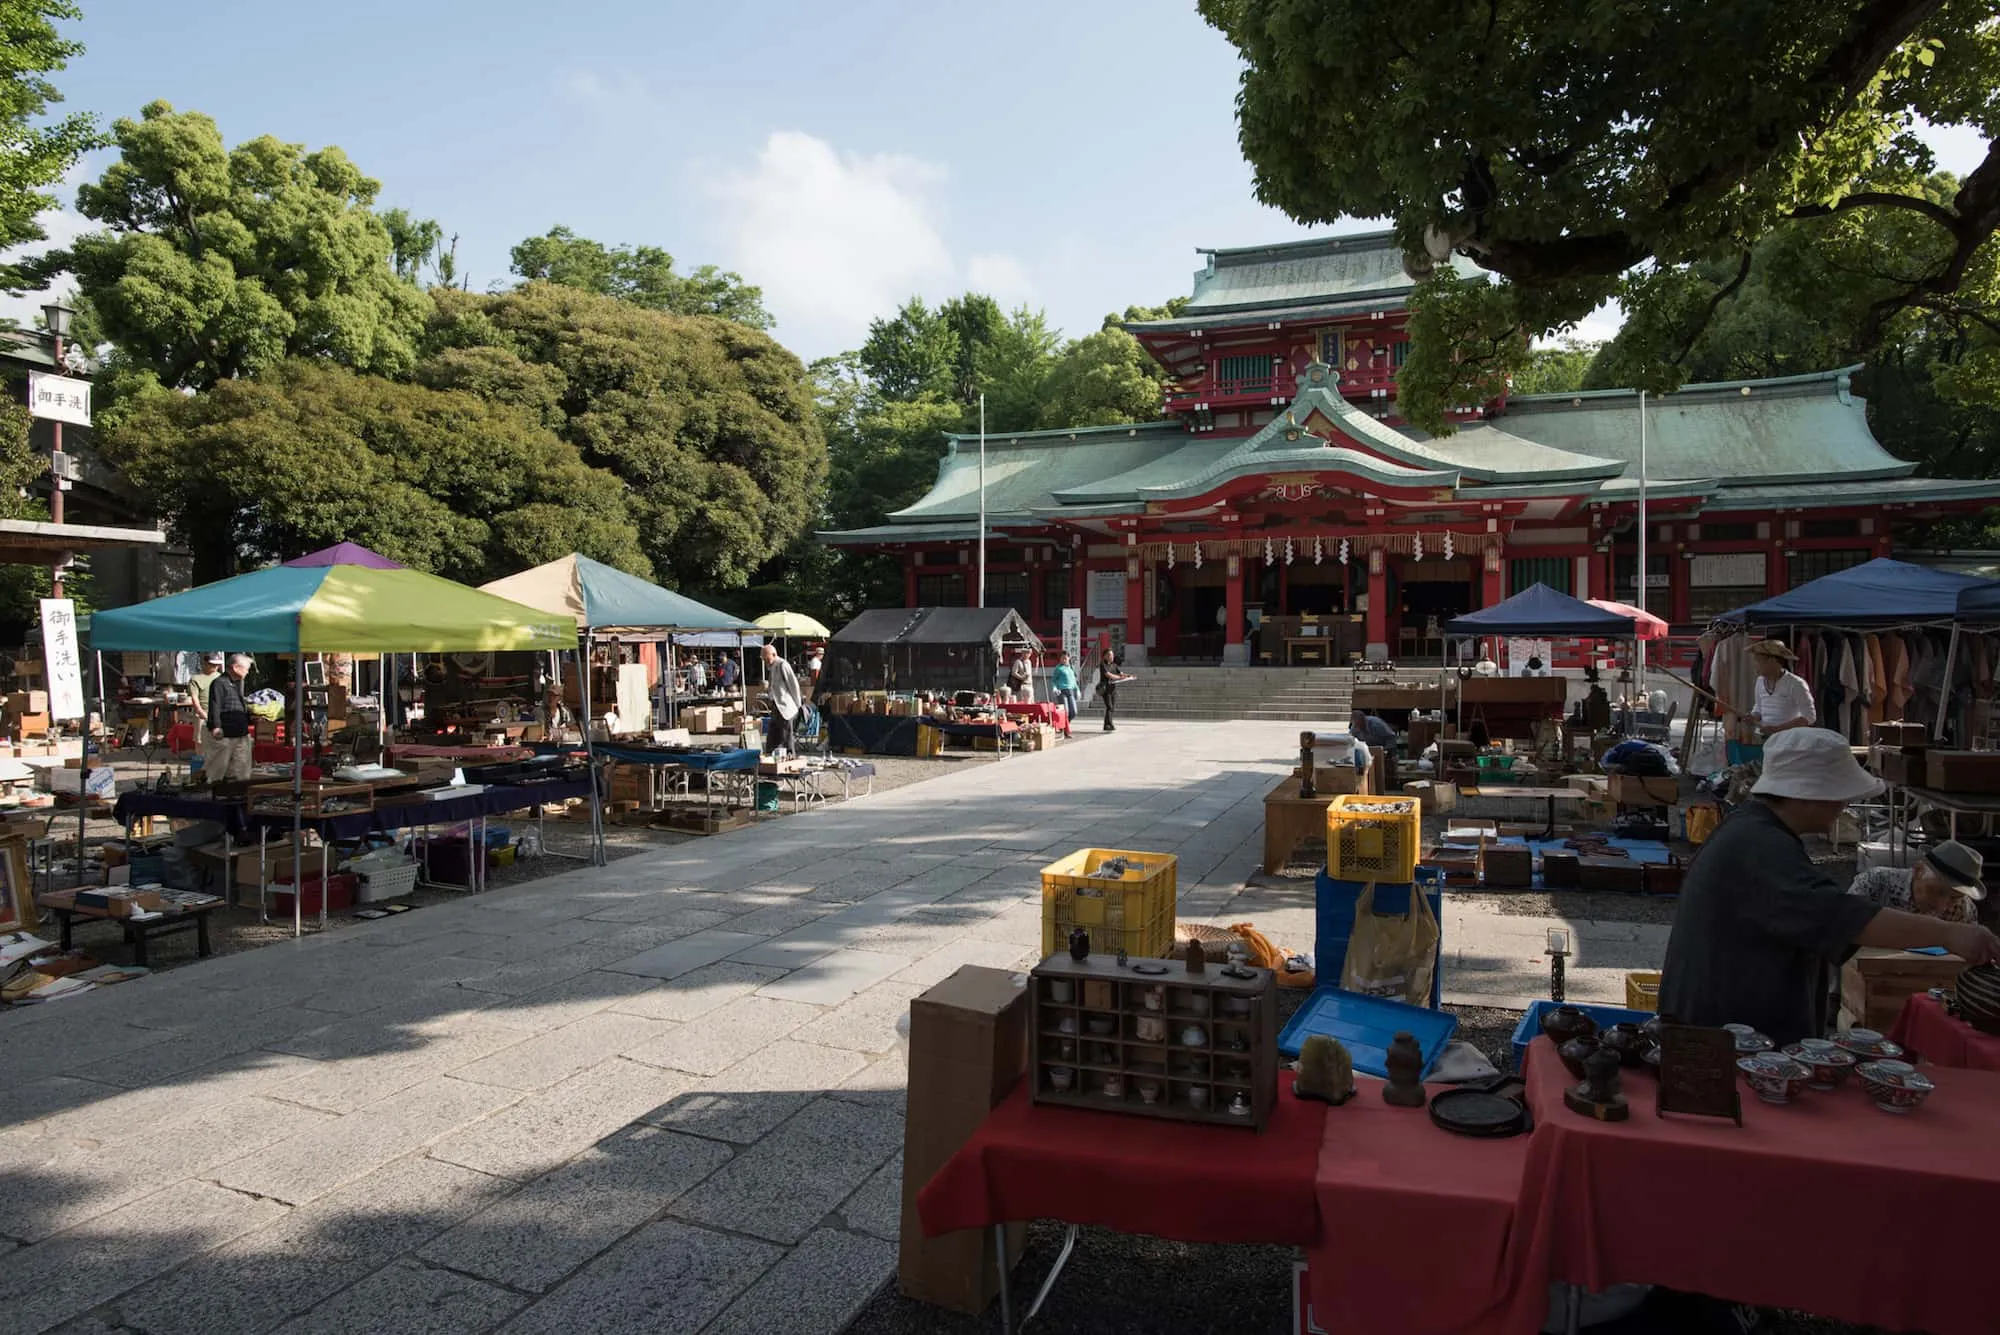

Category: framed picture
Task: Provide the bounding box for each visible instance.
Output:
[303,659,327,687]
[0,833,33,933]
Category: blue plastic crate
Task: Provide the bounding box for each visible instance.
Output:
[1508,999,1656,1072]
[1277,986,1459,1078]
[1314,869,1443,1008]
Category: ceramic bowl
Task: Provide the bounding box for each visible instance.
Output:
[1954,964,2000,1036]
[1599,1023,1651,1068]
[1558,1034,1601,1080]
[1186,1086,1210,1110]
[1833,1028,1903,1061]
[1102,1074,1125,1098]
[1047,1066,1075,1092]
[1723,1023,1775,1054]
[1781,1040,1856,1090]
[1736,1052,1812,1104]
[1047,980,1074,1004]
[1085,1015,1115,1036]
[1857,1058,1935,1114]
[1540,1004,1599,1047]
[1180,1024,1209,1047]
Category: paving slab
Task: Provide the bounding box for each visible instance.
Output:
[419,1122,733,1293]
[498,1219,780,1335]
[671,1096,904,1244]
[607,960,786,1023]
[645,1039,868,1145]
[429,1056,692,1179]
[622,994,819,1076]
[756,948,911,1006]
[602,929,769,980]
[447,1010,670,1091]
[702,1226,898,1335]
[837,1151,903,1241]
[270,1257,526,1335]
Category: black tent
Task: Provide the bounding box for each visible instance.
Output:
[828,606,1043,695]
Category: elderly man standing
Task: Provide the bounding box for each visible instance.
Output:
[761,643,802,756]
[205,653,255,783]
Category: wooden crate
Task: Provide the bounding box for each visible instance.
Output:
[1841,947,1967,1032]
[245,781,374,818]
[1263,777,1335,874]
[1029,952,1276,1131]
[1482,844,1534,889]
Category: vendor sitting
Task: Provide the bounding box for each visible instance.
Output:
[1661,728,2000,1046]
[1748,637,1815,736]
[1849,841,1985,925]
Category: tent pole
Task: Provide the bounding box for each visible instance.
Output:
[1636,388,1648,701]
[666,636,677,729]
[86,650,104,874]
[292,665,305,938]
[578,638,605,865]
[1936,626,1960,743]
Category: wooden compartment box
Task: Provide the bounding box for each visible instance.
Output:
[244,781,375,818]
[1541,850,1581,889]
[1482,844,1534,889]
[1029,953,1276,1131]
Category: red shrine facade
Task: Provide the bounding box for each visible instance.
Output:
[824,230,2000,666]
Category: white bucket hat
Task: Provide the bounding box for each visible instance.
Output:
[1751,727,1884,803]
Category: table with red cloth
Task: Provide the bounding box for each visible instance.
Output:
[1891,992,2000,1071]
[919,1078,1326,1248]
[999,701,1068,734]
[1494,1035,2000,1335]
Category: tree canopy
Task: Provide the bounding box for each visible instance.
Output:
[0,1,97,294]
[509,226,771,329]
[38,101,431,393]
[1202,0,2000,429]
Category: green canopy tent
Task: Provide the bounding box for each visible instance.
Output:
[90,555,579,936]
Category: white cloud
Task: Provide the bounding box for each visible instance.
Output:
[712,131,1032,357]
[0,159,95,329]
[554,66,660,117]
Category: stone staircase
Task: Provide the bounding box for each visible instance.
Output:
[1106,666,1355,723]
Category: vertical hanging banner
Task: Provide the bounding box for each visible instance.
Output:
[1061,607,1081,669]
[39,598,86,720]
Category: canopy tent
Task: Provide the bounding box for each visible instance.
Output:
[1720,557,1999,628]
[1444,584,1639,639]
[827,607,1042,697]
[478,554,751,636]
[1959,582,2000,622]
[675,630,764,647]
[754,609,831,639]
[1587,598,1669,641]
[90,558,585,938]
[284,542,403,569]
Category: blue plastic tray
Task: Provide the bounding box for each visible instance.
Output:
[1277,985,1458,1078]
[1508,999,1656,1072]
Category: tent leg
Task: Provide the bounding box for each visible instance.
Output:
[1936,627,1960,743]
[292,669,305,938]
[578,642,605,866]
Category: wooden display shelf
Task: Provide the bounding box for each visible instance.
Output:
[1029,952,1276,1131]
[244,780,375,818]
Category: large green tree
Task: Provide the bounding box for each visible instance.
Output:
[422,282,825,589]
[35,101,430,393]
[0,1,97,294]
[101,360,643,584]
[509,225,771,329]
[1202,0,2000,429]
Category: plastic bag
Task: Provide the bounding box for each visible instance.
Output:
[1340,882,1439,1005]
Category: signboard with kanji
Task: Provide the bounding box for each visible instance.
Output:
[39,599,86,721]
[27,372,91,427]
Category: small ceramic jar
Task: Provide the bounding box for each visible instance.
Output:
[1186,1086,1210,1110]
[1228,1091,1250,1117]
[1142,986,1164,1012]
[1223,996,1252,1019]
[1185,993,1211,1017]
[1058,1015,1076,1035]
[1048,1066,1074,1092]
[1103,1073,1125,1098]
[1048,979,1074,1004]
[1135,1016,1166,1043]
[1137,1080,1161,1104]
[1180,1024,1208,1047]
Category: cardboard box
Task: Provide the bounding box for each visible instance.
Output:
[1842,947,1966,1032]
[900,965,1029,1314]
[1561,773,1609,795]
[1401,779,1457,814]
[4,690,48,716]
[1608,773,1678,807]
[73,888,162,917]
[684,706,725,734]
[39,765,116,800]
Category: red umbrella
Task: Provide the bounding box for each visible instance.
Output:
[1587,598,1668,640]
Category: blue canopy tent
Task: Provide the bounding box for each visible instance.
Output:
[1444,583,1639,639]
[1721,557,1998,628]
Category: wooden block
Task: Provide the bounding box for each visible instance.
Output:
[1482,845,1534,889]
[1642,860,1685,895]
[1579,857,1645,892]
[1541,850,1580,889]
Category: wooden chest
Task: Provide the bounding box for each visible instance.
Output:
[1841,947,1966,1033]
[1924,750,2000,793]
[1030,953,1276,1131]
[1579,856,1645,892]
[1541,850,1580,889]
[1642,858,1685,896]
[1482,845,1534,889]
[1871,722,1930,750]
[1873,748,1918,786]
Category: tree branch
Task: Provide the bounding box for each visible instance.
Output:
[1790,190,1959,229]
[1671,250,1756,365]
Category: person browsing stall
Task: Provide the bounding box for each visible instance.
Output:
[1746,638,1815,736]
[1350,709,1399,789]
[1660,728,2000,1046]
[1049,650,1080,736]
[761,642,802,756]
[1008,648,1034,703]
[1849,840,1985,925]
[206,653,256,782]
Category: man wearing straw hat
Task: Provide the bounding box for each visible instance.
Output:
[1747,637,1814,736]
[1661,728,2000,1045]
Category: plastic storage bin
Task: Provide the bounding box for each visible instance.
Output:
[1039,847,1178,959]
[1509,998,1656,1071]
[1276,986,1459,1076]
[1325,795,1420,882]
[1314,870,1444,1009]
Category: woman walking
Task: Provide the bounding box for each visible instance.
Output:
[1094,649,1133,731]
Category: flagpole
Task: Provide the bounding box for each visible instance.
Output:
[1637,388,1648,701]
[977,393,987,608]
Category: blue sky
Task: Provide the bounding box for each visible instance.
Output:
[11,1,1990,360]
[15,0,1343,358]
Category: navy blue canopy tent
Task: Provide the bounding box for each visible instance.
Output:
[1444,583,1638,639]
[1722,557,1998,628]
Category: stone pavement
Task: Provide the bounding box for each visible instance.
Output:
[0,722,1670,1335]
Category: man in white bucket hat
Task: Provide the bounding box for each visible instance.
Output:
[1661,728,2000,1045]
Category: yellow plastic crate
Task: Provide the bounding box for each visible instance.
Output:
[1326,794,1420,882]
[1626,970,1661,1012]
[1040,847,1179,960]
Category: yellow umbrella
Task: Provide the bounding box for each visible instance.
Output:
[753,610,830,638]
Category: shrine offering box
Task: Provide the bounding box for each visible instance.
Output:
[900,966,1029,1314]
[1030,952,1276,1131]
[1841,947,1966,1033]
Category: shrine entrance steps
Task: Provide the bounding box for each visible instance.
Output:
[1107,666,1354,723]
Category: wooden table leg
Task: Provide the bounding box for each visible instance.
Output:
[56,909,73,952]
[196,911,212,958]
[129,921,148,968]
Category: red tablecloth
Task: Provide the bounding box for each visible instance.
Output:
[1497,1036,2000,1335]
[1000,701,1069,733]
[1308,1082,1529,1335]
[918,1078,1325,1247]
[1891,992,2000,1072]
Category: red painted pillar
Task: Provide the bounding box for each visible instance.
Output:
[1124,559,1145,660]
[904,558,918,609]
[1224,556,1246,665]
[1365,550,1388,660]
[1482,549,1504,608]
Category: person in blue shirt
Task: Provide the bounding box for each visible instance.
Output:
[1351,709,1399,789]
[1049,650,1080,737]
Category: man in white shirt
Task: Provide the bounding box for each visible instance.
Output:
[1748,638,1815,737]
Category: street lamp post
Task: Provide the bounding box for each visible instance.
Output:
[42,300,73,599]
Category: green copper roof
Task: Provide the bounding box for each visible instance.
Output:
[1500,367,1913,485]
[884,421,1189,523]
[1165,230,1484,318]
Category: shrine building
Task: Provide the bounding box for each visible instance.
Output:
[822,229,2000,666]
